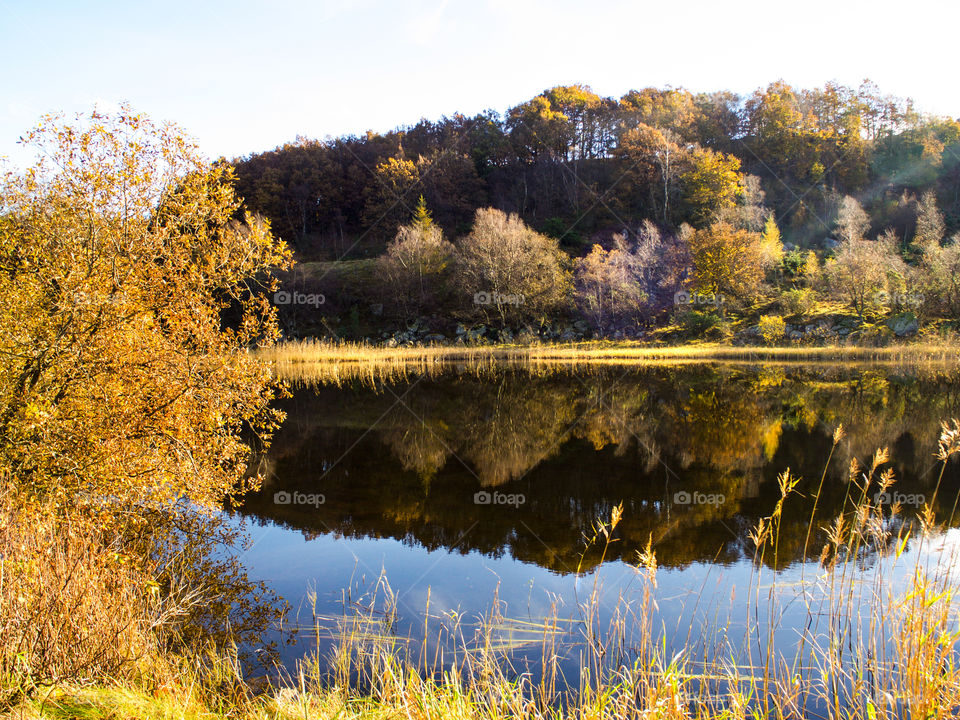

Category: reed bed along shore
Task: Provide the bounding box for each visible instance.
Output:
[260,337,960,364]
[257,338,960,386]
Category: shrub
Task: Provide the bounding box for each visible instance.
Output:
[0,107,290,510]
[780,288,816,317]
[824,228,905,320]
[379,210,454,320]
[680,310,724,337]
[455,208,572,327]
[0,107,287,694]
[574,236,647,332]
[758,314,787,344]
[0,487,157,701]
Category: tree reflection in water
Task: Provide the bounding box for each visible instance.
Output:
[240,363,960,572]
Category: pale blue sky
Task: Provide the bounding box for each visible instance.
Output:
[2,0,957,165]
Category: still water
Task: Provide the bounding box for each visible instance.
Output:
[229,362,960,683]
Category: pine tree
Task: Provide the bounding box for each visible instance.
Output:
[412,195,434,231]
[759,214,784,272]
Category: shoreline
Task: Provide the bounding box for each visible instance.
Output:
[259,338,960,365]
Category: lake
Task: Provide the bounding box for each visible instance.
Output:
[229,360,960,701]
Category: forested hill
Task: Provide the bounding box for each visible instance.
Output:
[232,81,960,260]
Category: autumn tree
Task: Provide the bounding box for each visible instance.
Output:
[719,174,769,233]
[541,84,608,159]
[361,154,420,238]
[744,82,813,179]
[575,235,647,332]
[693,90,744,153]
[614,124,683,222]
[913,193,960,315]
[455,208,571,327]
[922,239,960,316]
[686,221,765,305]
[913,190,945,253]
[825,232,902,320]
[759,214,785,275]
[412,193,433,229]
[379,196,454,318]
[0,107,291,513]
[619,88,700,143]
[678,146,743,226]
[506,95,569,162]
[506,85,609,163]
[873,116,960,192]
[0,108,292,682]
[835,195,870,244]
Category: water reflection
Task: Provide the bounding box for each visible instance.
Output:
[239,364,960,572]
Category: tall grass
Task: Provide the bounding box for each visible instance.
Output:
[7,421,960,719]
[259,338,960,386]
[249,418,960,719]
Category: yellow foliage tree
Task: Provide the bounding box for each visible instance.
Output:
[361,155,420,235]
[686,221,764,304]
[679,146,743,226]
[0,107,292,513]
[759,214,785,273]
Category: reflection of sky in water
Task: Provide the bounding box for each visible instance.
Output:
[227,512,960,683]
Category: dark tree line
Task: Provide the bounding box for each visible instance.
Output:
[231,81,960,260]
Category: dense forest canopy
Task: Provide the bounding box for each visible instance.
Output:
[232,80,960,260]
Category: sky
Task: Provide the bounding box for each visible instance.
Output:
[2,0,958,166]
